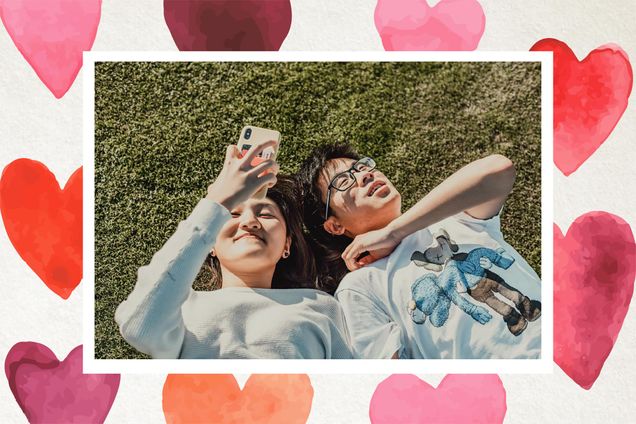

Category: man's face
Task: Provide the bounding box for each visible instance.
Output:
[318,158,401,236]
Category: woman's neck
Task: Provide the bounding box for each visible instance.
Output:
[219,266,274,289]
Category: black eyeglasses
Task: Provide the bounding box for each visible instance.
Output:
[324,157,376,221]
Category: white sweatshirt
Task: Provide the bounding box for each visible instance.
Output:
[115,198,354,359]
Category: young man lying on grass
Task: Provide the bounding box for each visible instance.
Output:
[297,143,541,359]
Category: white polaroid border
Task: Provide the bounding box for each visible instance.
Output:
[83,51,553,374]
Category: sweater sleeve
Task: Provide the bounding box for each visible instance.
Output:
[115,198,231,358]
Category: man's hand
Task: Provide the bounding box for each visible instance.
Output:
[341,227,402,271]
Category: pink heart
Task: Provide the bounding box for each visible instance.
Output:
[0,0,102,98]
[554,212,636,389]
[370,374,506,423]
[5,343,120,423]
[530,39,633,176]
[374,0,485,51]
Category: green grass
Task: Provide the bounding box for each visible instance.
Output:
[95,61,541,359]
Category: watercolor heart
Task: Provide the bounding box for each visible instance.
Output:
[369,374,506,423]
[5,343,120,424]
[0,159,82,299]
[554,212,636,389]
[530,39,633,176]
[163,374,313,424]
[374,0,485,51]
[164,0,292,51]
[0,0,102,98]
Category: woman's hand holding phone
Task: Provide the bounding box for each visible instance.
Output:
[205,140,279,211]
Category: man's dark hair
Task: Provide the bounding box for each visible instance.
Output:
[296,143,361,294]
[205,175,317,289]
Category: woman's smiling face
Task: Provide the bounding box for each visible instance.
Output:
[214,197,290,276]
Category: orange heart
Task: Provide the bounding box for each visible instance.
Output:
[163,374,314,424]
[0,159,82,299]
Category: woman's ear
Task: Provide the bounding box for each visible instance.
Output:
[285,236,292,252]
[323,216,346,236]
[281,236,292,259]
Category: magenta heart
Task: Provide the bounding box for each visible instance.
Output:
[370,374,506,423]
[374,0,485,51]
[554,212,636,389]
[164,0,292,51]
[5,343,120,423]
[0,0,101,98]
[531,39,633,176]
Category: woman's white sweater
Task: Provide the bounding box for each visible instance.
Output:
[115,198,353,359]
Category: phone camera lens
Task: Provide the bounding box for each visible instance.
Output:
[245,128,252,140]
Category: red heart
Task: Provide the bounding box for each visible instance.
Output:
[5,343,120,423]
[164,0,292,51]
[530,38,633,176]
[369,374,507,423]
[162,374,314,423]
[0,159,82,299]
[554,212,636,389]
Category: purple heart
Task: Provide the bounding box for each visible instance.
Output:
[5,343,120,424]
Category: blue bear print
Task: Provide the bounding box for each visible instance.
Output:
[408,272,492,326]
[410,229,541,336]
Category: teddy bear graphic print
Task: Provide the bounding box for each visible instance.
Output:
[409,229,541,336]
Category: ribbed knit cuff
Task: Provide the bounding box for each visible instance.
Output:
[189,198,232,245]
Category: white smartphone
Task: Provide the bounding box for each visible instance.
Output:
[237,125,281,199]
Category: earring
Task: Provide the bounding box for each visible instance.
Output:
[282,250,290,259]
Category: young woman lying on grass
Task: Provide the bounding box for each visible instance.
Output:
[116,140,353,359]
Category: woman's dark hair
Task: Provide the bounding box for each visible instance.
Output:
[204,175,317,289]
[296,143,361,294]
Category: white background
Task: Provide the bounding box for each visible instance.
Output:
[1,1,635,422]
